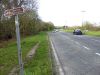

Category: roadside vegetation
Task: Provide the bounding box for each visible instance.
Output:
[0,0,54,75]
[64,29,73,32]
[0,32,52,75]
[0,0,54,41]
[24,32,52,75]
[64,21,100,37]
[85,31,100,36]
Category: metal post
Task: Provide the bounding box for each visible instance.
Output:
[15,14,24,75]
[81,11,86,29]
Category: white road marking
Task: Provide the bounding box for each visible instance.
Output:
[83,46,90,50]
[49,38,64,75]
[96,53,100,56]
[75,42,80,45]
[92,39,100,43]
[62,35,71,40]
[71,40,74,42]
[76,36,83,37]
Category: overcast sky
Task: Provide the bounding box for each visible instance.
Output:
[38,0,100,26]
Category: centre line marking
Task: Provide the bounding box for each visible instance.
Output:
[92,39,100,43]
[83,46,90,50]
[75,42,80,45]
[96,53,100,56]
[71,40,74,42]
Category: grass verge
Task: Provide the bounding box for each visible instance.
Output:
[63,29,73,32]
[64,29,100,37]
[24,32,52,75]
[85,31,100,37]
[0,32,52,75]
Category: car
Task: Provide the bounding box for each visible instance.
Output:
[52,29,59,32]
[73,29,82,35]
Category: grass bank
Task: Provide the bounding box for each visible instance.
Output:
[64,29,100,37]
[63,29,73,32]
[85,31,100,37]
[0,32,52,75]
[24,32,52,75]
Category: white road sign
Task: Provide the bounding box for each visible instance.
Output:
[4,9,14,17]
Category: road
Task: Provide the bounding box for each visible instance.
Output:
[49,32,100,75]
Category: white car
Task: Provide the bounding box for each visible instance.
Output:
[53,29,59,32]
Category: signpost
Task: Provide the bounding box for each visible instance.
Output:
[4,7,24,75]
[4,9,14,17]
[15,14,24,75]
[4,7,24,17]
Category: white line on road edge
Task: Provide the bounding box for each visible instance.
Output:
[49,38,64,75]
[83,46,90,50]
[96,53,100,56]
[75,42,80,45]
[92,39,100,43]
[71,40,74,42]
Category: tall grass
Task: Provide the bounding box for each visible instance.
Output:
[0,32,52,75]
[24,32,52,75]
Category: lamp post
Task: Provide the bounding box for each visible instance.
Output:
[81,11,86,29]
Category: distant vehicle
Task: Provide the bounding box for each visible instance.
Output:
[52,29,59,32]
[73,29,82,35]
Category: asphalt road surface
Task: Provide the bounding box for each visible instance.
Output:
[49,32,100,75]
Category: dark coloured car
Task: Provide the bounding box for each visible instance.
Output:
[73,29,82,35]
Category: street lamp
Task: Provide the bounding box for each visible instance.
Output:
[81,10,86,28]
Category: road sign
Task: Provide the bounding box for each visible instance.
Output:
[4,9,14,17]
[4,7,24,17]
[14,7,24,14]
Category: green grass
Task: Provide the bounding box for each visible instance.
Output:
[63,29,73,32]
[0,32,52,75]
[85,31,100,37]
[24,32,52,75]
[64,29,100,37]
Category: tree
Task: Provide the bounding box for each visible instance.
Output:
[0,0,39,40]
[0,0,55,41]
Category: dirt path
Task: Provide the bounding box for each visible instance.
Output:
[26,42,39,58]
